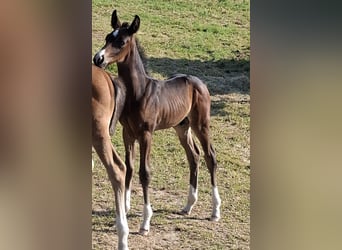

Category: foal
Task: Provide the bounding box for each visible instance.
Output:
[93,10,221,235]
[92,65,128,249]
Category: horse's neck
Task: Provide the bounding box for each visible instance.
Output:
[118,40,148,100]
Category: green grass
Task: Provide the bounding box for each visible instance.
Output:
[92,0,249,249]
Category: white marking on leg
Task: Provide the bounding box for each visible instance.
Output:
[211,186,221,221]
[182,185,198,214]
[125,188,131,213]
[92,158,94,171]
[140,203,153,233]
[116,195,129,250]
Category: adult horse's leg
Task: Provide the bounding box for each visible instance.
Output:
[93,129,129,250]
[123,127,136,213]
[138,130,153,235]
[174,118,201,215]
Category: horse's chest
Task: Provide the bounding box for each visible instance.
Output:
[121,81,161,133]
[121,102,158,136]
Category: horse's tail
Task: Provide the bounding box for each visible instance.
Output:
[109,77,126,136]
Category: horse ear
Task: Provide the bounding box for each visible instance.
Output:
[111,10,121,29]
[128,15,140,35]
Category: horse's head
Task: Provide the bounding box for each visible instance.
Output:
[93,10,140,68]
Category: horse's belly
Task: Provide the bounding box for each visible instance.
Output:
[155,111,188,130]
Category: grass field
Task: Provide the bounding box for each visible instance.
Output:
[92,0,250,249]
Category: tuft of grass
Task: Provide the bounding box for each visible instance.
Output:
[92,0,249,249]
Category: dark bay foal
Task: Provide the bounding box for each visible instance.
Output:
[93,10,221,236]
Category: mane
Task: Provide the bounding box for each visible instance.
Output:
[121,22,130,28]
[121,22,150,74]
[135,38,150,75]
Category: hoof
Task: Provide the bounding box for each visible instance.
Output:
[210,215,220,222]
[179,209,190,215]
[139,228,149,236]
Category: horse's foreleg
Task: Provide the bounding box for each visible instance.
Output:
[111,144,129,249]
[123,128,136,214]
[138,131,153,235]
[174,122,200,215]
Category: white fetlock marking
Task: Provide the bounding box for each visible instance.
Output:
[140,203,153,231]
[183,185,198,214]
[116,199,129,250]
[125,189,131,213]
[211,186,221,219]
[92,158,94,171]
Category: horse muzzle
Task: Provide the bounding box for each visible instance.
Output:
[93,51,106,68]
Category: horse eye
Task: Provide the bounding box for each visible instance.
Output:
[112,40,125,48]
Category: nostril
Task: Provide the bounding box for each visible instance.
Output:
[93,54,104,66]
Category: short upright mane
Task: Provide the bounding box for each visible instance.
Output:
[135,38,149,75]
[122,22,149,74]
[121,22,149,74]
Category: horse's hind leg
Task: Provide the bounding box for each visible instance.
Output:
[93,130,129,249]
[191,119,221,221]
[174,118,200,215]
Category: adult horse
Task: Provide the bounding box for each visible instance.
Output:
[92,64,128,249]
[93,10,221,236]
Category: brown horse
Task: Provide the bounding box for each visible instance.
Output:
[92,64,128,249]
[93,10,221,236]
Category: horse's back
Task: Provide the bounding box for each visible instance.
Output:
[165,74,210,97]
[92,65,115,135]
[92,65,115,104]
[92,65,126,136]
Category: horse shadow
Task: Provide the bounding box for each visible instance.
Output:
[92,210,113,216]
[146,57,249,118]
[146,57,250,96]
[92,208,211,233]
[92,209,141,219]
